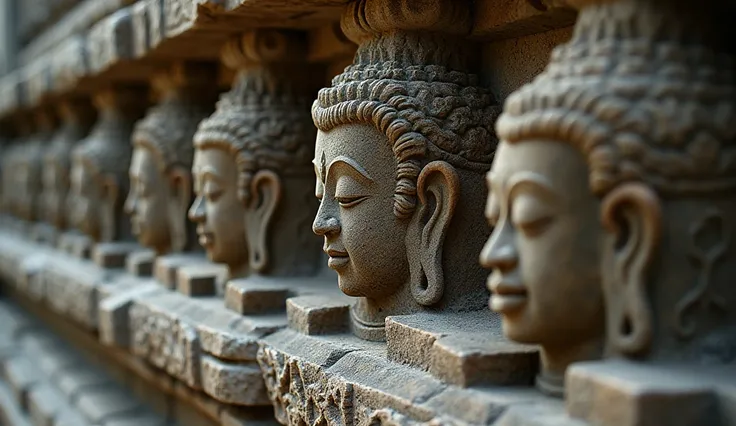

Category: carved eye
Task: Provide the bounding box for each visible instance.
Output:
[511,195,553,237]
[336,196,368,208]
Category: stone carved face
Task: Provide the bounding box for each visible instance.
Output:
[189,147,248,270]
[69,158,101,239]
[313,124,410,298]
[480,141,605,363]
[125,147,171,253]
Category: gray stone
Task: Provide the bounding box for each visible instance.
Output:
[286,295,350,336]
[201,354,270,406]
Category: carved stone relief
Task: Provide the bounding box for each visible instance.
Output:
[69,87,147,243]
[190,29,323,282]
[483,0,736,397]
[125,62,217,256]
[311,0,499,341]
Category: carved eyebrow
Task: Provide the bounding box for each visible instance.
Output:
[507,171,556,198]
[200,166,223,184]
[327,156,374,183]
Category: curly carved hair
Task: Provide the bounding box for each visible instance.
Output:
[133,95,212,173]
[193,70,315,205]
[312,59,499,219]
[496,4,736,196]
[74,115,134,179]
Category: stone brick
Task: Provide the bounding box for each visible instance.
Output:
[286,295,350,336]
[201,354,270,406]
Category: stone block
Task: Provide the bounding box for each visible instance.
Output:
[55,367,113,403]
[75,388,140,424]
[87,6,134,74]
[93,242,141,269]
[129,294,202,388]
[50,35,89,94]
[387,311,538,387]
[98,281,163,348]
[177,264,225,297]
[154,253,206,289]
[201,355,270,406]
[0,380,33,426]
[54,409,93,426]
[4,356,43,409]
[225,277,292,315]
[131,0,151,58]
[125,249,156,277]
[28,383,68,426]
[286,295,350,335]
[566,361,724,426]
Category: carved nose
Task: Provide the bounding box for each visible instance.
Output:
[188,196,205,223]
[479,224,518,272]
[313,213,340,236]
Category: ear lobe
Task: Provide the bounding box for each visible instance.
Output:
[100,175,119,242]
[168,166,192,252]
[600,182,661,356]
[407,161,460,306]
[245,170,281,272]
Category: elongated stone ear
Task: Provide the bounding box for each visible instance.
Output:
[100,174,120,242]
[601,182,661,356]
[167,165,192,253]
[245,170,281,273]
[406,161,460,306]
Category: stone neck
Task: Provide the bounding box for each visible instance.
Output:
[351,278,418,342]
[228,262,250,281]
[538,337,604,398]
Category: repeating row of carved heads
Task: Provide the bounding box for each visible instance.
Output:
[481,0,736,396]
[311,0,498,339]
[189,31,319,279]
[125,63,218,255]
[70,87,147,243]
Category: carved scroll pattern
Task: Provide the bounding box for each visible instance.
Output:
[257,346,354,426]
[675,209,731,338]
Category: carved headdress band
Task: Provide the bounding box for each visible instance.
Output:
[496,1,736,196]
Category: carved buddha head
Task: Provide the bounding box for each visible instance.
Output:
[42,100,94,229]
[125,64,217,255]
[481,0,736,395]
[17,110,56,222]
[70,88,146,242]
[190,32,321,279]
[311,0,499,340]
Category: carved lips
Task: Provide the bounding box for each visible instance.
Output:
[326,247,350,269]
[487,273,527,313]
[197,227,215,248]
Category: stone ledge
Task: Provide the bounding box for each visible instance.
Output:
[566,361,736,426]
[386,311,539,387]
[472,0,576,41]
